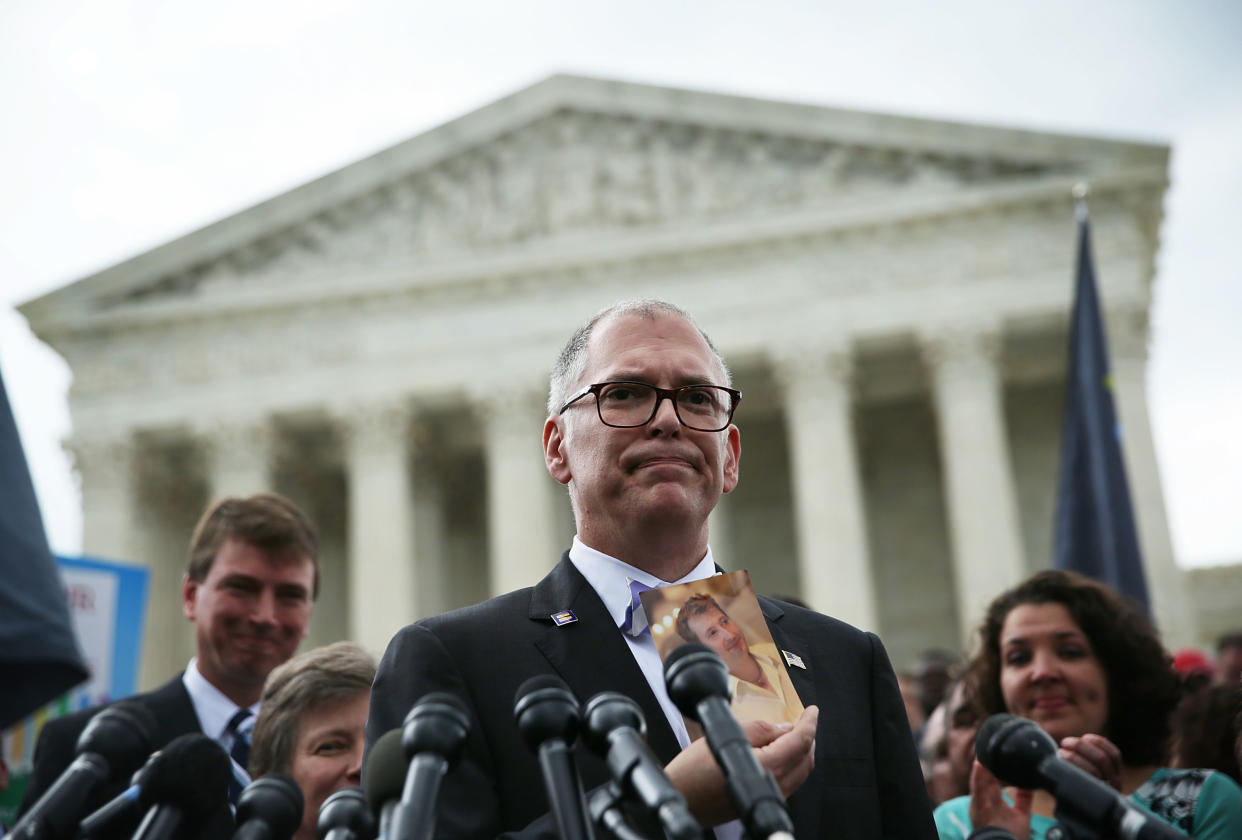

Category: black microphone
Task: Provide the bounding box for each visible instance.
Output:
[664,644,793,840]
[514,675,596,840]
[580,692,700,840]
[233,774,304,840]
[80,746,165,837]
[362,729,406,838]
[317,786,375,840]
[389,693,471,840]
[130,733,232,840]
[11,700,158,840]
[587,781,652,840]
[975,714,1183,840]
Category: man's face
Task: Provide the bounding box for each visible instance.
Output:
[545,313,740,547]
[687,603,750,674]
[182,537,314,700]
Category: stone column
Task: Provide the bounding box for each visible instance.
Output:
[201,418,273,499]
[922,326,1027,642]
[72,433,187,689]
[772,343,876,630]
[1108,309,1193,646]
[478,386,560,596]
[339,402,417,658]
[70,434,139,562]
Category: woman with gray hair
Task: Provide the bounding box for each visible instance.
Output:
[249,641,376,840]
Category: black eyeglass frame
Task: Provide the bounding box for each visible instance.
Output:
[558,380,742,432]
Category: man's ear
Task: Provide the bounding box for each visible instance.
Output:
[722,424,741,494]
[544,416,572,485]
[181,574,198,621]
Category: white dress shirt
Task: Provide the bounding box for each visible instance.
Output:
[181,658,259,771]
[568,536,743,840]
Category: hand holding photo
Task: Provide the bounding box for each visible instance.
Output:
[640,570,804,727]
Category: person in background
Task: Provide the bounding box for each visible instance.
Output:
[249,641,375,840]
[921,678,978,807]
[20,493,319,836]
[1172,646,1215,693]
[1170,684,1242,785]
[899,671,928,737]
[934,570,1242,840]
[1213,631,1242,686]
[915,649,961,721]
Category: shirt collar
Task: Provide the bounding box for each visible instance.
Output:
[182,657,261,739]
[568,535,720,628]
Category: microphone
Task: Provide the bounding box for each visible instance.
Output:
[317,786,375,840]
[975,714,1183,840]
[663,644,793,840]
[80,747,165,836]
[233,773,304,840]
[587,782,651,840]
[513,675,595,840]
[580,692,700,840]
[389,693,471,840]
[362,729,406,838]
[11,700,158,840]
[130,733,233,840]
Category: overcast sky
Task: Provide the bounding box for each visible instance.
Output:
[2,0,1239,567]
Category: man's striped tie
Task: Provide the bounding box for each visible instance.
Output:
[226,708,254,806]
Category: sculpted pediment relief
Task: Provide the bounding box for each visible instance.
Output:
[112,109,1077,309]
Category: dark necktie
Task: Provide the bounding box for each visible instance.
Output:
[226,708,254,805]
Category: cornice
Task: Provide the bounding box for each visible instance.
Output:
[27,166,1166,343]
[20,74,1167,330]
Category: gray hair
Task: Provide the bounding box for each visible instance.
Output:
[248,641,376,777]
[546,299,732,415]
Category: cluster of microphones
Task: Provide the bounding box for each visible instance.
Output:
[10,641,1183,840]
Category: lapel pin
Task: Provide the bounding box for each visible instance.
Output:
[551,610,578,626]
[782,650,806,670]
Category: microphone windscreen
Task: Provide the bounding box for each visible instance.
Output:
[513,675,578,750]
[363,729,407,814]
[402,692,471,762]
[662,642,729,720]
[76,700,159,774]
[236,773,304,837]
[974,714,1056,790]
[137,733,232,820]
[318,786,374,837]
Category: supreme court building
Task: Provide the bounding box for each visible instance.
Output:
[20,75,1194,688]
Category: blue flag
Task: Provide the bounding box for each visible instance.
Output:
[0,366,89,728]
[1052,207,1150,610]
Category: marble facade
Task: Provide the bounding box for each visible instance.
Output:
[21,74,1192,685]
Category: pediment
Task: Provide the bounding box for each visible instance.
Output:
[23,73,1167,327]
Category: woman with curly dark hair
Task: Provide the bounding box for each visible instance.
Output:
[933,570,1242,840]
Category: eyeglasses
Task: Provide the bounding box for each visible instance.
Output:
[559,381,741,432]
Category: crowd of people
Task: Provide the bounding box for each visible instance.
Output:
[11,299,1242,840]
[904,575,1242,839]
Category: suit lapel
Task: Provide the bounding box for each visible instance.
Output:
[529,556,682,762]
[758,597,818,712]
[146,675,206,743]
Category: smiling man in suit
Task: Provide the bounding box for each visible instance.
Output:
[19,493,319,834]
[367,300,935,839]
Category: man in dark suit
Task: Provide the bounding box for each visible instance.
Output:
[19,493,319,835]
[367,300,936,839]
